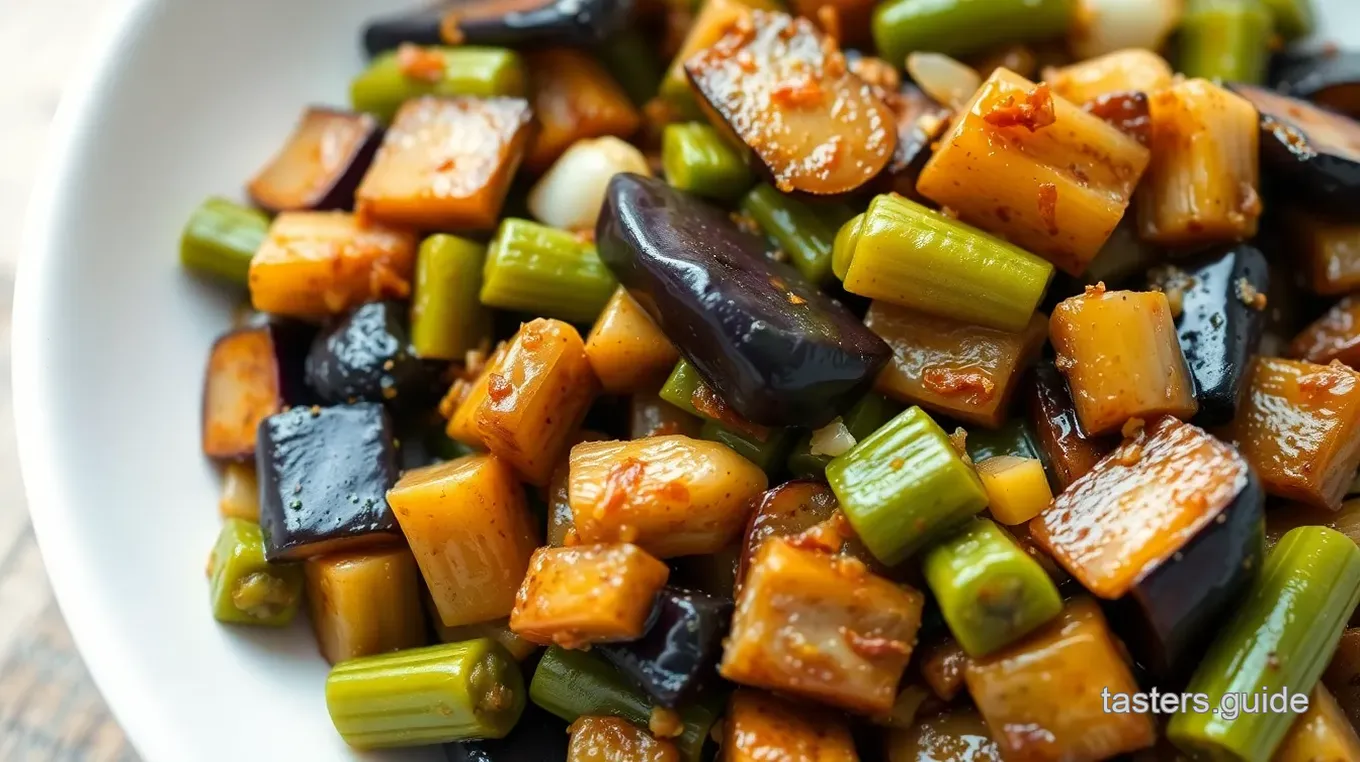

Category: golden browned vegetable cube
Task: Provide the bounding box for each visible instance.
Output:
[723,689,859,762]
[1044,49,1174,105]
[510,543,669,648]
[1287,209,1360,295]
[387,454,540,627]
[720,537,925,715]
[474,319,598,486]
[867,301,1047,428]
[921,638,971,701]
[1049,286,1197,436]
[304,547,427,664]
[568,435,767,558]
[1274,685,1360,762]
[567,717,680,762]
[1222,357,1360,509]
[917,68,1150,276]
[964,598,1156,762]
[442,341,508,449]
[201,325,293,460]
[525,49,641,172]
[1291,296,1360,368]
[1324,628,1360,730]
[356,96,532,231]
[1137,79,1261,247]
[431,613,538,661]
[218,462,260,521]
[248,211,416,317]
[585,288,680,395]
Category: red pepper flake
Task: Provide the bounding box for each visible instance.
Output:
[923,367,996,403]
[1037,182,1059,235]
[842,628,910,659]
[983,83,1056,132]
[771,76,824,108]
[396,43,447,84]
[598,458,646,520]
[486,373,513,403]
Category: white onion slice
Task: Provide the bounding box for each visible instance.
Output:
[1070,0,1184,60]
[907,52,982,111]
[810,417,857,457]
[527,136,651,231]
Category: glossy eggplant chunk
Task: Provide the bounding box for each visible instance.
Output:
[445,701,569,762]
[1231,84,1360,216]
[1143,244,1269,426]
[305,301,434,408]
[1274,51,1360,118]
[597,587,733,708]
[362,0,630,58]
[201,321,315,460]
[1024,362,1116,490]
[596,174,890,428]
[247,107,382,213]
[257,403,403,562]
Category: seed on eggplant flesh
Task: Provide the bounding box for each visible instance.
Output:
[1273,50,1360,119]
[1231,84,1360,216]
[596,173,891,428]
[362,0,631,59]
[597,587,733,708]
[305,301,434,408]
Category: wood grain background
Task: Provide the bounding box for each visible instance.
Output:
[0,0,141,758]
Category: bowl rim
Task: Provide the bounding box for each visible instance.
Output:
[12,0,166,759]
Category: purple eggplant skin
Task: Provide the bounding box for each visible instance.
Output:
[445,702,568,762]
[1108,469,1266,685]
[304,301,436,409]
[1143,244,1269,427]
[597,587,733,708]
[247,108,382,214]
[1272,50,1360,118]
[255,403,403,563]
[362,0,632,58]
[596,173,891,428]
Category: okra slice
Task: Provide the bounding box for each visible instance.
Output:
[873,0,1071,62]
[180,197,269,286]
[698,420,792,475]
[350,46,527,122]
[925,518,1062,657]
[208,518,303,627]
[326,638,525,749]
[662,123,753,202]
[410,234,491,361]
[1178,0,1272,83]
[480,218,618,324]
[740,184,853,286]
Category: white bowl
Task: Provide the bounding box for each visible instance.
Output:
[13,0,1360,760]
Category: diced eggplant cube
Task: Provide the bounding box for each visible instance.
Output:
[256,403,402,562]
[305,301,432,407]
[247,107,382,213]
[598,587,734,708]
[202,322,313,460]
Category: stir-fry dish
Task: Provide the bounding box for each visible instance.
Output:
[186,0,1360,758]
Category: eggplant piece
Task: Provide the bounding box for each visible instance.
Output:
[1231,84,1360,216]
[362,0,631,58]
[1274,51,1360,118]
[875,84,951,196]
[247,107,382,214]
[1024,362,1116,490]
[446,701,569,762]
[305,301,434,408]
[1143,244,1269,426]
[596,173,890,428]
[597,587,732,708]
[256,403,403,562]
[201,322,314,460]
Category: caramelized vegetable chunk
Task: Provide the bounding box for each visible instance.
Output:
[1274,684,1360,762]
[917,68,1150,276]
[1050,287,1198,437]
[568,436,768,558]
[525,49,641,172]
[356,96,532,231]
[975,456,1052,526]
[720,537,925,715]
[684,11,896,196]
[1044,49,1174,105]
[443,341,508,449]
[511,543,669,648]
[723,689,859,762]
[475,319,598,486]
[585,288,680,395]
[1287,209,1360,295]
[304,547,427,664]
[886,710,1002,762]
[1323,628,1360,729]
[201,323,312,460]
[867,301,1047,429]
[1025,362,1115,489]
[248,107,382,213]
[738,480,839,586]
[567,717,679,762]
[964,598,1156,762]
[920,638,970,702]
[1222,357,1360,509]
[660,0,778,116]
[248,212,417,318]
[387,454,540,627]
[1138,79,1262,247]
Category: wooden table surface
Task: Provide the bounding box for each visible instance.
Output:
[0,0,141,759]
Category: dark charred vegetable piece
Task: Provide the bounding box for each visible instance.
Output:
[509,543,670,648]
[787,393,900,479]
[304,547,428,664]
[361,0,632,58]
[597,173,890,428]
[208,518,304,627]
[1025,362,1115,489]
[597,587,733,708]
[667,544,741,600]
[1232,84,1360,218]
[445,701,569,762]
[885,709,1002,762]
[1274,51,1360,118]
[919,638,970,701]
[724,689,859,762]
[305,301,432,408]
[1031,416,1265,680]
[248,108,382,213]
[1143,245,1269,426]
[1083,90,1152,145]
[1291,295,1360,368]
[876,83,951,198]
[1323,628,1360,729]
[1285,209,1360,296]
[257,403,403,562]
[524,49,641,172]
[201,322,313,460]
[684,11,896,196]
[736,480,869,585]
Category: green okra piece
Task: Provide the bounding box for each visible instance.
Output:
[965,418,1043,464]
[479,218,618,324]
[787,393,901,479]
[923,518,1063,657]
[599,31,665,106]
[410,234,492,360]
[872,0,1073,65]
[662,123,753,202]
[1262,0,1314,41]
[834,194,1053,332]
[180,197,269,286]
[741,184,854,285]
[659,359,707,418]
[700,419,793,474]
[1168,526,1360,762]
[326,638,525,749]
[208,518,303,627]
[530,646,721,762]
[1178,0,1273,85]
[826,406,988,565]
[350,46,527,122]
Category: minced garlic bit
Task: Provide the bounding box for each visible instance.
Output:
[1147,264,1195,318]
[649,705,685,738]
[1235,277,1267,311]
[948,427,970,464]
